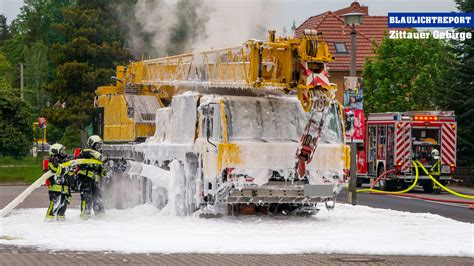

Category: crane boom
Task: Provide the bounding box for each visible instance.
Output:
[96,30,338,141]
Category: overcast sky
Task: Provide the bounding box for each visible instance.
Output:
[1,0,459,27]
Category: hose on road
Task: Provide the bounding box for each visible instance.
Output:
[356,160,474,206]
[414,160,474,200]
[356,160,419,194]
[0,158,104,218]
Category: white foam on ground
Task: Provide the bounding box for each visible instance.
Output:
[0,204,472,256]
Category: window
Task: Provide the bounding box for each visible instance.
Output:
[334,42,348,53]
[140,113,155,122]
[211,105,222,141]
[200,104,222,141]
[224,97,344,144]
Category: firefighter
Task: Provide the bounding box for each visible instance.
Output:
[77,135,107,219]
[45,143,72,221]
[430,148,442,194]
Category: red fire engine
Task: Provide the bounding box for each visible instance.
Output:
[355,111,457,192]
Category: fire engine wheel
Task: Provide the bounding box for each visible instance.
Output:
[377,168,397,191]
[422,181,434,193]
[379,179,388,190]
[399,181,411,190]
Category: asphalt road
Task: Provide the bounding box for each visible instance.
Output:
[1,184,473,223]
[337,186,474,223]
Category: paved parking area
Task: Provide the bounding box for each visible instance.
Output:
[0,245,473,265]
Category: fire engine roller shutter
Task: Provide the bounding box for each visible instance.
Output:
[395,121,411,172]
[441,123,456,166]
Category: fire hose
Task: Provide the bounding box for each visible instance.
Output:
[357,161,419,195]
[357,160,474,207]
[0,158,103,218]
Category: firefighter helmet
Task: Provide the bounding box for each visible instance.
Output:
[431,148,440,159]
[49,143,66,158]
[87,135,103,151]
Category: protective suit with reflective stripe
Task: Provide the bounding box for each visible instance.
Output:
[45,153,72,221]
[77,143,107,219]
[430,149,442,194]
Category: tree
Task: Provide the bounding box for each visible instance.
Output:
[1,0,74,97]
[1,24,25,89]
[23,41,50,113]
[45,1,130,130]
[433,0,474,166]
[0,52,12,82]
[11,0,75,45]
[0,77,34,158]
[0,14,10,46]
[363,34,449,113]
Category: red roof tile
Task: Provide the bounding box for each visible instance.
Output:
[333,1,368,16]
[295,2,390,71]
[295,12,330,37]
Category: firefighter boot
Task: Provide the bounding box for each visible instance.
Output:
[78,175,94,219]
[80,198,92,220]
[92,182,105,217]
[45,190,69,221]
[80,187,93,220]
[45,192,61,221]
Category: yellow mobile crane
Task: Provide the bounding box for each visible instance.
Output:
[96,30,349,215]
[97,30,335,140]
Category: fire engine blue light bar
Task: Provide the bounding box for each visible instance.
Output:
[388,13,474,28]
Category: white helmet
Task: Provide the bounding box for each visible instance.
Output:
[87,135,103,151]
[431,149,440,158]
[49,143,66,158]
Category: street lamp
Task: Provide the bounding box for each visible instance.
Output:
[343,12,365,25]
[343,12,364,76]
[342,12,364,205]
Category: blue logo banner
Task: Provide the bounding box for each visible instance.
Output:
[388,13,474,28]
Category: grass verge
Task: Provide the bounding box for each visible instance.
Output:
[0,156,45,183]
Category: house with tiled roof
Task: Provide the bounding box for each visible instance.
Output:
[295,1,390,102]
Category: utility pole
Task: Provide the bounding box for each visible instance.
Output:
[350,25,356,77]
[20,63,24,100]
[343,12,364,205]
[348,24,358,205]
